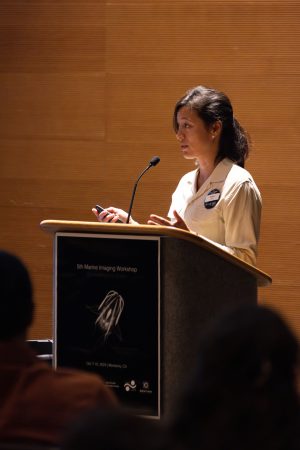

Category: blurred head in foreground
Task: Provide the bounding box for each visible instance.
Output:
[0,250,34,340]
[170,304,300,450]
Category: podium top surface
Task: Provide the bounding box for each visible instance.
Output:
[40,219,272,287]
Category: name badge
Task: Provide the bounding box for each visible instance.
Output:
[204,189,221,209]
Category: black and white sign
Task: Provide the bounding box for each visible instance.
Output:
[54,232,160,418]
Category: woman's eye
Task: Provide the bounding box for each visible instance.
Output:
[183,123,191,128]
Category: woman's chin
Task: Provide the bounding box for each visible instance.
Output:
[182,152,195,160]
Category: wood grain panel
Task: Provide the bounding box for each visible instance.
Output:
[0,1,105,72]
[106,2,300,75]
[0,141,175,216]
[0,73,105,139]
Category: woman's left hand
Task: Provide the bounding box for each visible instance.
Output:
[147,210,190,231]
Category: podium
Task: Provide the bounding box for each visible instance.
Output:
[40,220,271,418]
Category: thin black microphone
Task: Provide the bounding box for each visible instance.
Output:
[126,156,160,224]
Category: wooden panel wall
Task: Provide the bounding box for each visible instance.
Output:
[0,1,299,339]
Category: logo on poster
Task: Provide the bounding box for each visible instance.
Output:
[124,380,137,392]
[140,381,152,394]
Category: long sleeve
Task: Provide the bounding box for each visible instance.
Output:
[218,180,262,265]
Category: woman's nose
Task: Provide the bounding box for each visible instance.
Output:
[176,129,184,141]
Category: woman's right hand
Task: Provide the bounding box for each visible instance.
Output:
[92,207,137,224]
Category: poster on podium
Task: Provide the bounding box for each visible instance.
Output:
[54,232,160,418]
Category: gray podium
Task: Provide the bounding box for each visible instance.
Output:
[40,220,271,418]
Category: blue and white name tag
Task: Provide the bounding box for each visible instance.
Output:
[204,189,221,209]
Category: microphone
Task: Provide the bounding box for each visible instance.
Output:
[126,156,160,224]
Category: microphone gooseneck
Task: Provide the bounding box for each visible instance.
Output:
[126,156,160,224]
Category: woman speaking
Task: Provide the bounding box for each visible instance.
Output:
[93,86,262,266]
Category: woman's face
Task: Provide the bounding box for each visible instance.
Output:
[175,106,218,162]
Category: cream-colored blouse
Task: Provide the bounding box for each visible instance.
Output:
[168,158,262,266]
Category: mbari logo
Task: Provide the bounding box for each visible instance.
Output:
[124,380,136,392]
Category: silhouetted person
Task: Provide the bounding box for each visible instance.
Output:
[0,250,117,446]
[168,304,300,450]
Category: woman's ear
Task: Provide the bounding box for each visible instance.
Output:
[211,120,222,137]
